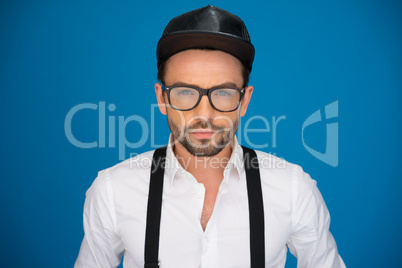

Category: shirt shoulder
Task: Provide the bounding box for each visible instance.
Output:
[87,150,156,198]
[253,149,317,198]
[100,149,155,179]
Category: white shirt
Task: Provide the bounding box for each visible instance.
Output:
[75,138,346,268]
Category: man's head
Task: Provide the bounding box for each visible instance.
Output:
[155,6,255,157]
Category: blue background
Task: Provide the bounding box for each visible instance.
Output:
[1,0,401,267]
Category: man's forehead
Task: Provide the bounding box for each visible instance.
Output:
[162,49,244,88]
[165,49,242,68]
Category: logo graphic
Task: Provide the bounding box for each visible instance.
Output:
[302,101,339,167]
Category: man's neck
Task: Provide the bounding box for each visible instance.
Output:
[171,140,233,185]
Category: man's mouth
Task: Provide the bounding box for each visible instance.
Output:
[189,129,215,139]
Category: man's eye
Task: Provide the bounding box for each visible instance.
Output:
[215,90,232,96]
[178,90,193,95]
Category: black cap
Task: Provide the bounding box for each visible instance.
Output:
[157,6,255,72]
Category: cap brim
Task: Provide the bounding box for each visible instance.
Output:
[157,32,255,71]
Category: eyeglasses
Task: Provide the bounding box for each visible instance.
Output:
[162,84,245,112]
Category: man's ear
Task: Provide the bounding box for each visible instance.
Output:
[240,85,253,117]
[155,83,167,115]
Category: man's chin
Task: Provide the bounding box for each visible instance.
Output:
[180,140,227,157]
[186,147,223,157]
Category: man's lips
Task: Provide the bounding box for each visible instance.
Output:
[189,129,215,139]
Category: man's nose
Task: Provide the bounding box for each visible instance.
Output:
[193,95,214,118]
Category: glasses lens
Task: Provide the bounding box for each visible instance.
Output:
[210,88,241,111]
[169,87,200,110]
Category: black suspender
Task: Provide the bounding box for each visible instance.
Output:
[144,147,167,268]
[242,146,266,267]
[144,146,265,268]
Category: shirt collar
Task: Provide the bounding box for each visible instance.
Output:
[165,135,185,187]
[226,137,246,184]
[164,135,246,187]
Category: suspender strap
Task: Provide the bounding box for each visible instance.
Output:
[242,145,266,268]
[144,147,167,268]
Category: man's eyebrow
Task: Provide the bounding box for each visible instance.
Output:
[170,81,240,88]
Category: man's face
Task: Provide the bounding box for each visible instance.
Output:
[155,49,253,156]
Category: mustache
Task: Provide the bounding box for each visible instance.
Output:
[186,120,223,131]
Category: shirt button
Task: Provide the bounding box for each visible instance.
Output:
[202,236,208,243]
[196,193,203,199]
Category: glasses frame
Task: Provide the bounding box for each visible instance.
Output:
[162,84,246,112]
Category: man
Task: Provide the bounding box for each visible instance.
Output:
[75,6,346,268]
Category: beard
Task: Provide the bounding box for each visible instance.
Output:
[168,116,239,157]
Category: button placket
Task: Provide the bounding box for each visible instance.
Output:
[196,184,205,199]
[201,233,209,264]
[202,235,208,244]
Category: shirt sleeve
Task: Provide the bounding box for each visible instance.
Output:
[287,166,346,268]
[75,170,124,268]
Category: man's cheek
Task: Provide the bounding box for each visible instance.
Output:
[214,115,237,128]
